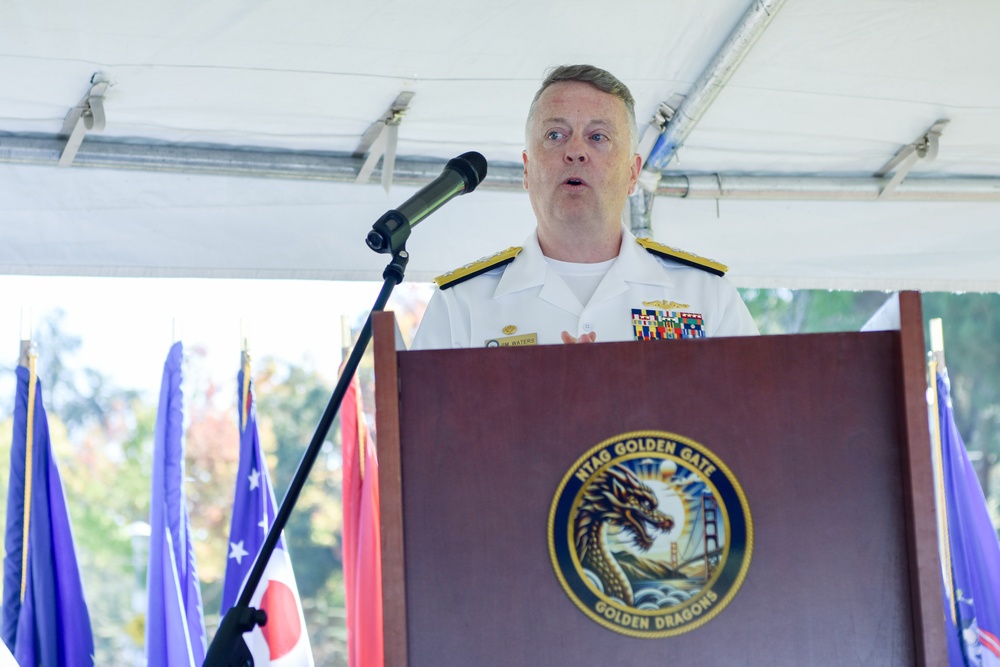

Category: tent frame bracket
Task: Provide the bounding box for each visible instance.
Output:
[58,73,109,168]
[353,91,415,193]
[876,119,950,200]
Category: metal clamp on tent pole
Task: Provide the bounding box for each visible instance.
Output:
[628,94,686,238]
[58,73,110,168]
[637,94,685,164]
[630,1,790,233]
[876,119,950,200]
[353,91,415,193]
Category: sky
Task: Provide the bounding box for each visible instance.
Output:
[0,274,432,404]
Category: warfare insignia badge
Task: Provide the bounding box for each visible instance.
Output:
[548,431,752,638]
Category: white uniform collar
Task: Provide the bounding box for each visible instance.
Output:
[493,228,547,298]
[493,223,675,302]
[613,223,676,288]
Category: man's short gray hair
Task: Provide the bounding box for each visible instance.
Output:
[525,64,639,154]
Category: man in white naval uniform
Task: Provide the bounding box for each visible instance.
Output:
[411,64,757,350]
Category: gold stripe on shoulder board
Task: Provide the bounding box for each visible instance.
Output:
[434,246,523,289]
[636,238,728,276]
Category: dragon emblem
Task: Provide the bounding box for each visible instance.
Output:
[573,463,675,605]
[551,431,753,637]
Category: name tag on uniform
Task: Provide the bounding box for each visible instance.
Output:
[632,308,705,340]
[485,333,538,347]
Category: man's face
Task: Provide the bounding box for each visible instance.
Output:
[523,81,641,238]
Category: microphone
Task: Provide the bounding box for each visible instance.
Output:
[366,151,488,254]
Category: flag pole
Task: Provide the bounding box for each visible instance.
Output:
[927,317,956,625]
[20,345,38,604]
[204,245,409,667]
[18,306,37,602]
[929,318,946,371]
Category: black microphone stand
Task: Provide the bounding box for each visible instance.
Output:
[203,246,409,666]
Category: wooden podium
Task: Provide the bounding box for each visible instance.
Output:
[373,292,945,666]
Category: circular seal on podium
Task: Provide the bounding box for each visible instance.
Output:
[548,430,753,638]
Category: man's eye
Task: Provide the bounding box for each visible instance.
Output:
[590,133,607,142]
[546,131,564,140]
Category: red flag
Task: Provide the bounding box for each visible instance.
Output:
[341,372,383,667]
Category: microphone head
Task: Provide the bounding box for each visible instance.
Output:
[447,151,489,192]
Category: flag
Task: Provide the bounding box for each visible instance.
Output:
[2,360,94,666]
[936,369,1000,666]
[145,342,206,667]
[341,371,383,667]
[220,359,313,666]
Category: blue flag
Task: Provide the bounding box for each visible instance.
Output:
[2,363,95,666]
[220,362,312,665]
[937,369,1000,666]
[145,342,206,667]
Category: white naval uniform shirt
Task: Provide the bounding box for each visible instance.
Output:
[410,224,759,350]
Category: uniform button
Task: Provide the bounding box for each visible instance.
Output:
[582,323,593,331]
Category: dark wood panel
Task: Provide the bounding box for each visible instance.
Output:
[897,292,946,666]
[390,329,923,666]
[372,311,407,667]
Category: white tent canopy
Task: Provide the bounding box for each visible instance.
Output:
[3,0,999,291]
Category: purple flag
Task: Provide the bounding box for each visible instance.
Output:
[145,342,206,667]
[938,370,1000,666]
[2,364,95,666]
[220,363,312,665]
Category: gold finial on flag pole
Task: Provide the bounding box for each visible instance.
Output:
[240,320,251,371]
[340,314,352,364]
[172,318,183,345]
[18,307,33,367]
[240,323,251,433]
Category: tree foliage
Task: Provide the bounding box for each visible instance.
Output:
[739,288,891,334]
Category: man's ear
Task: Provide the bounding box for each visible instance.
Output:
[522,150,530,190]
[627,153,642,195]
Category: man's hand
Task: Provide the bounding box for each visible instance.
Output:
[561,331,597,344]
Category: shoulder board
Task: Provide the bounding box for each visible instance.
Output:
[434,246,523,289]
[636,238,728,276]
